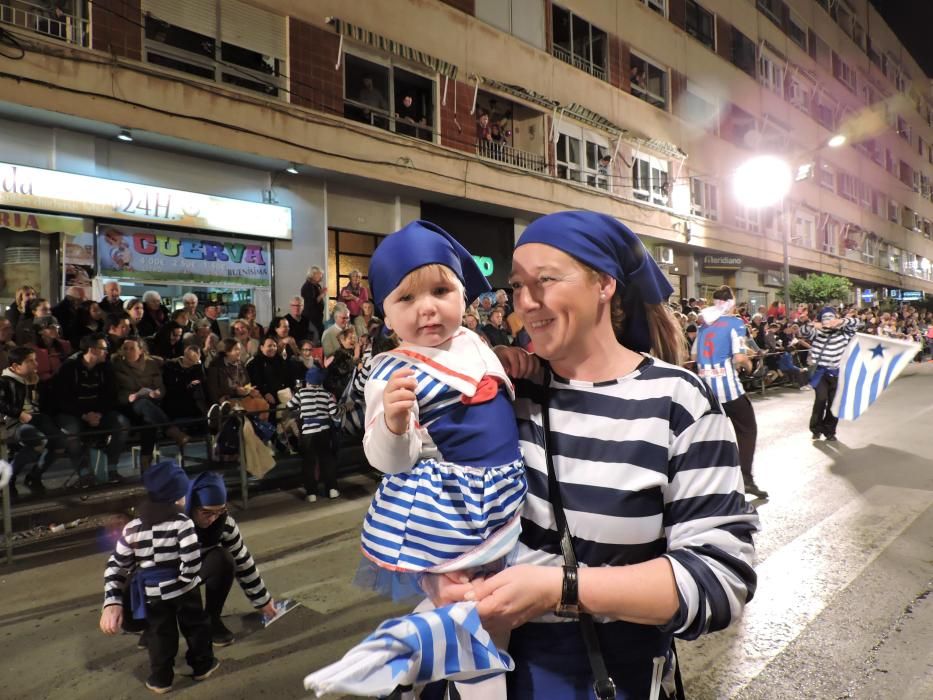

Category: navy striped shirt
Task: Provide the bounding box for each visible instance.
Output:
[799,317,859,369]
[287,385,337,434]
[513,356,759,640]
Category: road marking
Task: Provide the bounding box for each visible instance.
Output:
[681,484,933,698]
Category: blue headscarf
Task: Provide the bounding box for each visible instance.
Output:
[819,306,837,322]
[515,211,673,353]
[185,472,227,514]
[368,220,490,312]
[305,365,326,386]
[143,459,190,504]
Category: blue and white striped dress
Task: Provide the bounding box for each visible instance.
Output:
[512,355,758,633]
[360,329,526,580]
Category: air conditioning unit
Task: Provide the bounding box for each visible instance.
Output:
[653,246,674,265]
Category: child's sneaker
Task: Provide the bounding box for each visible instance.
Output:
[145,679,173,694]
[328,489,340,499]
[192,658,221,681]
[305,494,317,503]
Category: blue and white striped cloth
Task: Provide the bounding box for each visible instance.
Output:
[831,333,920,420]
[303,602,513,697]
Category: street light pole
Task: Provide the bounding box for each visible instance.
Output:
[782,198,790,311]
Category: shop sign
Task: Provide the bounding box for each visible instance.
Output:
[1,162,291,240]
[98,224,271,287]
[901,290,923,301]
[472,255,494,277]
[0,207,87,235]
[703,254,743,270]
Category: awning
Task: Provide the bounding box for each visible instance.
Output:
[627,136,688,160]
[481,78,560,111]
[327,18,458,79]
[564,103,623,134]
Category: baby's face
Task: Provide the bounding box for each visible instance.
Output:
[383,267,465,347]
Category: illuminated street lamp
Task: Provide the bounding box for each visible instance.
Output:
[733,154,794,309]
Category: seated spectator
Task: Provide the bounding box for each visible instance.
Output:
[0,319,15,370]
[14,297,52,345]
[53,333,131,484]
[30,317,72,383]
[339,270,369,319]
[163,341,209,422]
[268,317,299,359]
[99,281,124,316]
[181,293,202,330]
[205,338,269,416]
[284,297,309,345]
[112,337,189,471]
[477,293,494,324]
[69,300,105,349]
[137,290,169,339]
[292,339,319,385]
[237,303,264,340]
[0,346,81,498]
[187,318,219,359]
[150,322,184,359]
[105,313,132,353]
[52,285,86,340]
[5,285,38,326]
[494,288,511,315]
[247,337,291,410]
[324,328,361,400]
[352,300,380,339]
[480,306,512,347]
[124,297,145,335]
[230,319,259,359]
[170,308,190,331]
[321,303,351,359]
[462,310,481,333]
[202,300,224,339]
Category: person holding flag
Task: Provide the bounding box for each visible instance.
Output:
[798,306,859,441]
[692,286,768,499]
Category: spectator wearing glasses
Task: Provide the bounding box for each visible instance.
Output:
[321,303,351,359]
[283,297,309,345]
[53,333,131,483]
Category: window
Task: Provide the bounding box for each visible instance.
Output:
[690,178,718,220]
[792,208,816,248]
[856,180,871,209]
[918,137,925,157]
[888,199,899,224]
[721,103,757,148]
[852,20,865,51]
[818,162,835,192]
[641,0,666,16]
[821,219,838,255]
[632,155,670,205]
[809,33,831,71]
[556,133,582,183]
[677,81,719,133]
[757,0,784,28]
[887,245,901,272]
[0,0,89,46]
[759,49,784,97]
[630,54,668,110]
[861,234,876,265]
[343,53,435,142]
[787,72,813,113]
[142,1,287,98]
[685,0,715,51]
[731,30,757,77]
[814,91,837,130]
[895,70,910,94]
[551,5,608,80]
[788,12,807,51]
[896,116,911,143]
[555,126,610,188]
[475,0,546,50]
[868,40,882,70]
[475,92,547,171]
[862,83,878,106]
[871,190,885,218]
[833,0,853,39]
[837,172,856,202]
[832,52,857,93]
[734,205,761,233]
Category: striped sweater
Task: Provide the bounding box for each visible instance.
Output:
[287,385,337,435]
[103,513,201,607]
[513,356,759,640]
[197,514,271,608]
[798,317,859,369]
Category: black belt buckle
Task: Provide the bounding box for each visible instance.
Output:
[593,677,616,699]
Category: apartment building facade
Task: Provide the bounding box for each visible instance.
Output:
[0,0,931,312]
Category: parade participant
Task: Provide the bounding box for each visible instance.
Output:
[304,220,526,696]
[287,365,339,502]
[798,306,859,441]
[99,459,219,694]
[692,286,768,498]
[430,211,757,699]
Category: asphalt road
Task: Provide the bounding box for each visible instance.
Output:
[1,365,931,699]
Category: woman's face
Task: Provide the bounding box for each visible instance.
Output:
[89,303,103,321]
[509,244,607,364]
[227,344,242,363]
[463,314,478,330]
[361,301,374,318]
[350,271,361,285]
[123,340,142,362]
[183,346,202,364]
[311,268,323,284]
[339,332,357,350]
[490,309,504,326]
[35,301,51,318]
[233,323,249,339]
[276,319,289,337]
[145,297,161,311]
[128,303,144,321]
[171,327,183,344]
[261,338,278,357]
[244,306,256,321]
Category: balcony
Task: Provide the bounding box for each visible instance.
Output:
[474,92,548,174]
[0,0,89,47]
[551,44,607,82]
[477,140,547,173]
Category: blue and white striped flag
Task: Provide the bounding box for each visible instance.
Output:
[831,333,920,420]
[303,602,513,697]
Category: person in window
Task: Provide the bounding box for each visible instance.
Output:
[597,154,612,190]
[395,94,426,138]
[630,64,646,90]
[358,75,388,126]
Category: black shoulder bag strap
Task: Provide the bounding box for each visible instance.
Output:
[539,368,617,700]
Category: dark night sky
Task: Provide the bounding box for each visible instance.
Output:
[870,0,933,77]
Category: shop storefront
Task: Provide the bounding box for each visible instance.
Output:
[0,161,291,319]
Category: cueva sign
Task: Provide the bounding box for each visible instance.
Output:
[473,255,494,277]
[98,224,271,286]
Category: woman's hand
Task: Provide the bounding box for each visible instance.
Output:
[493,346,539,379]
[383,368,418,435]
[99,605,123,635]
[467,565,562,636]
[420,573,474,607]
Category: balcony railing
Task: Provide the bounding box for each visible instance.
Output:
[477,140,547,173]
[0,0,89,47]
[551,44,608,82]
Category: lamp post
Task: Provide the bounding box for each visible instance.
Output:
[733,155,793,310]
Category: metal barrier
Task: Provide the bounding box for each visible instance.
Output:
[1,440,11,565]
[683,347,812,397]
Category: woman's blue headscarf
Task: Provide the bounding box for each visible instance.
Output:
[515,211,673,353]
[368,220,490,312]
[185,472,227,514]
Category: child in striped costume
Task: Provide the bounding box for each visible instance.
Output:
[99,459,218,694]
[305,220,525,697]
[287,365,339,502]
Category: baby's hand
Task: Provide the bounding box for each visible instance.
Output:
[383,368,418,435]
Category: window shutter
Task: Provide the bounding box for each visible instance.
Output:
[141,0,217,38]
[220,0,287,59]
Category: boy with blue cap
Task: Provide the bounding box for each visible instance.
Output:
[287,365,339,502]
[100,459,218,693]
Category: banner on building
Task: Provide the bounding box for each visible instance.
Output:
[97,224,271,287]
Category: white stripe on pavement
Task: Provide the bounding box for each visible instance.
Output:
[681,484,933,698]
